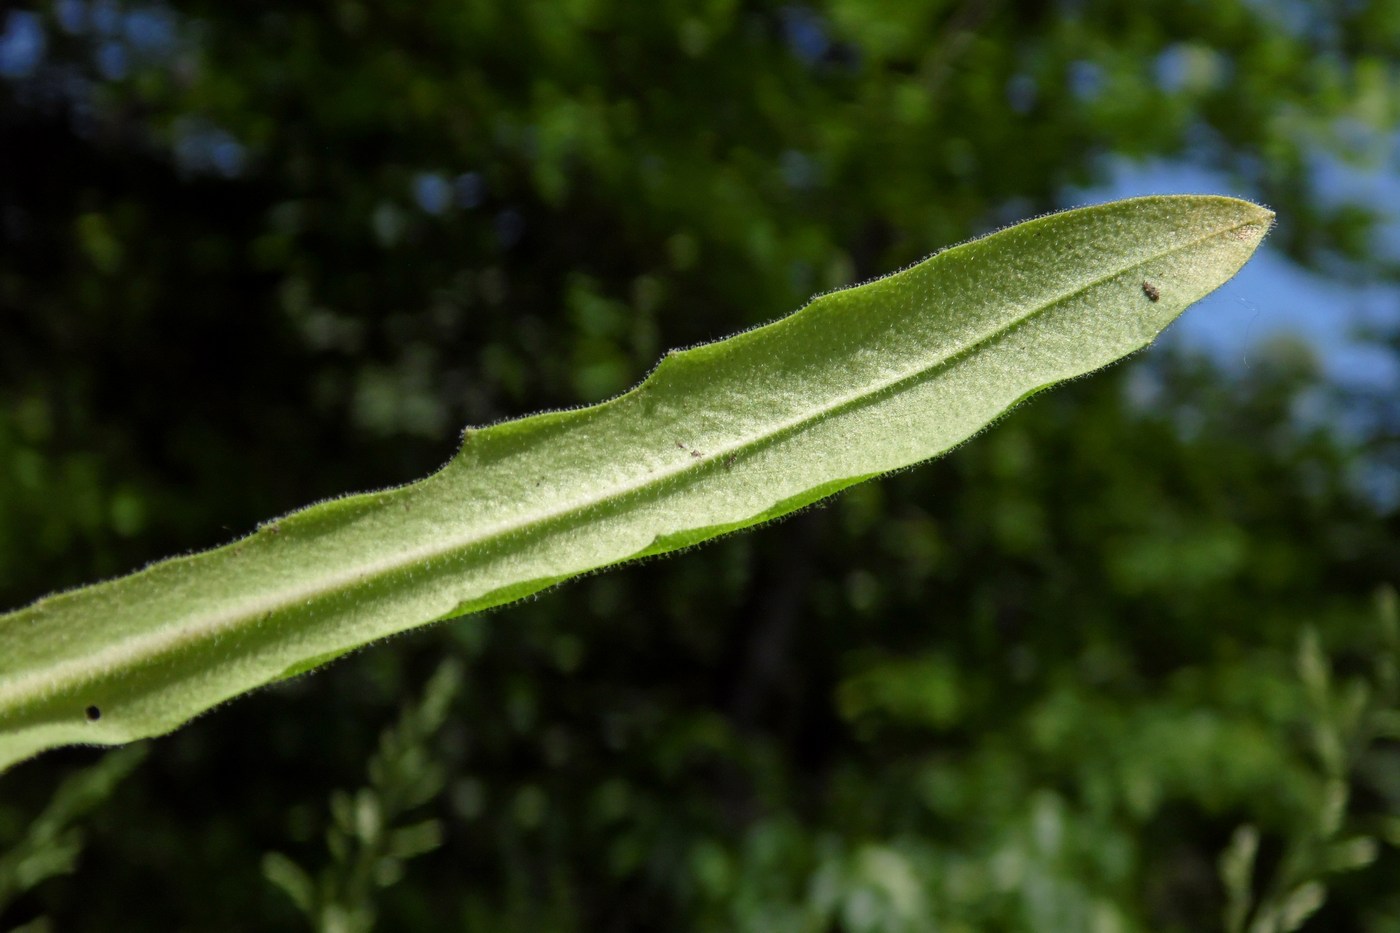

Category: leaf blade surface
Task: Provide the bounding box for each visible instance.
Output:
[0,195,1273,769]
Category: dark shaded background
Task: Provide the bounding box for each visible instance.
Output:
[1,1,1398,929]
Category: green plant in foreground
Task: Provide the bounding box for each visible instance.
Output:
[263,659,461,933]
[0,195,1273,770]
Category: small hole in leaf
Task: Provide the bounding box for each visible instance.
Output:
[85,705,102,722]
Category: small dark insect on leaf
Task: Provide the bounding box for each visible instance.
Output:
[85,705,101,722]
[724,453,738,470]
[1141,280,1161,302]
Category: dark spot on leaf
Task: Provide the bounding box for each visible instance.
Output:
[1141,280,1160,302]
[85,705,101,722]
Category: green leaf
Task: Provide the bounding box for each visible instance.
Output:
[0,195,1272,770]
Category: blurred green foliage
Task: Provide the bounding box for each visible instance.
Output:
[1,0,1398,929]
[0,746,146,919]
[264,660,461,933]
